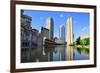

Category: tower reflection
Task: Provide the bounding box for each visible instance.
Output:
[66,46,74,60]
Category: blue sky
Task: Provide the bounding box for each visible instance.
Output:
[23,10,90,40]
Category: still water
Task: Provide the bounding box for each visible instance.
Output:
[21,45,89,63]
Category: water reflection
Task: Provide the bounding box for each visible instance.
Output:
[66,46,74,60]
[21,45,89,63]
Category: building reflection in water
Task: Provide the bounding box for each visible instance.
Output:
[66,46,74,60]
[52,45,66,61]
[21,45,89,63]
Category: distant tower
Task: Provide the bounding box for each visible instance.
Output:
[67,17,73,46]
[46,17,54,39]
[59,25,65,41]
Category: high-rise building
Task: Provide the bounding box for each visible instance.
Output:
[66,17,74,60]
[67,17,73,46]
[59,25,65,41]
[46,17,54,39]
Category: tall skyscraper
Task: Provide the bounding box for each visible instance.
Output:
[59,25,65,41]
[66,17,74,60]
[67,17,73,46]
[46,17,54,39]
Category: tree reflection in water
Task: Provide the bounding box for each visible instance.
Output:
[21,45,89,63]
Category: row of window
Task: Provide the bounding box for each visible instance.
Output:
[22,42,30,47]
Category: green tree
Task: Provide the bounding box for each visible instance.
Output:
[80,37,90,45]
[84,37,90,45]
[80,39,86,45]
[76,36,80,45]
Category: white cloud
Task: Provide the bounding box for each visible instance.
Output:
[60,14,64,17]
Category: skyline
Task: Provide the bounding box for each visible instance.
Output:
[23,10,90,40]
